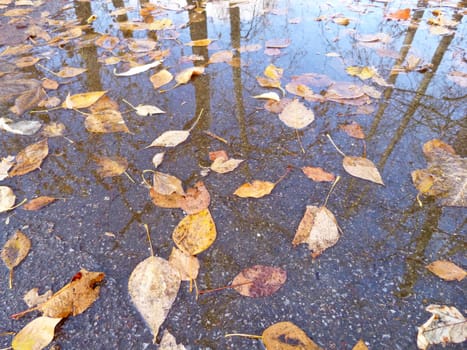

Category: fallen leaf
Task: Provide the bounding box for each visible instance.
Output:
[147,130,190,148]
[15,56,40,68]
[257,76,282,90]
[180,181,211,214]
[94,156,128,178]
[231,265,286,297]
[302,167,335,182]
[113,60,162,76]
[95,35,119,50]
[89,95,119,113]
[417,305,467,349]
[174,66,205,86]
[208,50,234,64]
[134,104,165,116]
[278,99,315,129]
[185,38,212,46]
[333,17,350,26]
[150,69,173,89]
[211,157,244,174]
[352,339,369,350]
[339,122,365,139]
[63,91,107,109]
[346,66,376,80]
[234,180,275,198]
[42,122,66,138]
[23,288,53,308]
[38,269,104,318]
[426,261,466,281]
[0,186,15,212]
[128,256,181,343]
[9,139,49,177]
[265,38,291,48]
[54,66,87,78]
[172,209,217,255]
[1,230,30,288]
[264,64,283,81]
[128,39,157,53]
[85,110,129,133]
[23,196,57,211]
[168,247,200,281]
[262,321,323,350]
[149,189,184,209]
[264,98,293,114]
[11,316,62,350]
[387,8,410,20]
[159,329,187,350]
[293,205,340,258]
[0,117,42,135]
[152,172,185,196]
[253,92,280,101]
[152,152,165,168]
[342,156,384,185]
[0,156,15,181]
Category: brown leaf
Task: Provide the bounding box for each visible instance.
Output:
[232,265,286,298]
[9,139,49,177]
[278,99,315,129]
[15,56,40,68]
[55,67,87,78]
[150,69,173,89]
[38,269,104,318]
[168,247,200,281]
[152,171,185,196]
[339,122,365,139]
[89,95,119,113]
[1,230,31,288]
[42,78,59,90]
[94,156,128,178]
[23,196,57,211]
[264,98,293,114]
[149,188,185,209]
[293,206,340,258]
[302,167,335,182]
[180,181,211,214]
[85,110,129,133]
[426,261,466,281]
[234,180,275,198]
[262,321,323,350]
[257,76,282,90]
[342,156,384,185]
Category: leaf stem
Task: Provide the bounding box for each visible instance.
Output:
[275,165,293,185]
[141,169,156,188]
[122,98,136,110]
[143,224,154,257]
[295,129,305,154]
[10,306,38,320]
[323,175,340,207]
[9,270,13,289]
[326,134,346,157]
[188,108,204,132]
[198,281,253,295]
[224,333,263,340]
[123,170,136,183]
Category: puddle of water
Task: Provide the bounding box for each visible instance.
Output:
[0,0,465,349]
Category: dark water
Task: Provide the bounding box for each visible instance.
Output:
[0,0,465,349]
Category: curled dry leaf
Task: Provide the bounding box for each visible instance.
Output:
[426,260,466,281]
[147,130,190,148]
[113,59,162,76]
[63,91,107,109]
[417,305,467,349]
[9,139,49,177]
[1,230,31,288]
[262,321,323,350]
[231,265,286,298]
[85,110,129,133]
[94,156,128,178]
[234,180,275,198]
[168,247,200,281]
[128,256,181,343]
[172,209,217,255]
[11,316,62,350]
[253,92,280,101]
[293,205,340,258]
[37,269,104,318]
[150,69,173,89]
[23,196,57,211]
[0,186,16,213]
[342,156,384,185]
[160,330,187,350]
[302,166,335,182]
[279,99,315,129]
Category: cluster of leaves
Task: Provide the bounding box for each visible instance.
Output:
[0,0,466,349]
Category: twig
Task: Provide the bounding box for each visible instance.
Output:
[323,176,340,207]
[224,333,263,339]
[203,130,228,144]
[326,133,346,157]
[295,129,305,154]
[123,170,136,183]
[122,98,136,110]
[188,108,204,132]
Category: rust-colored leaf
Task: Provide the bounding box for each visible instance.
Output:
[232,265,286,298]
[180,181,211,214]
[426,261,466,281]
[9,139,48,177]
[23,196,57,211]
[302,167,335,182]
[387,8,410,20]
[339,122,366,139]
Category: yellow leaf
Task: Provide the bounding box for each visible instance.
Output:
[264,64,283,80]
[234,180,275,198]
[94,156,128,178]
[333,17,350,25]
[12,316,62,350]
[257,76,282,89]
[85,110,129,133]
[262,321,323,350]
[352,339,369,350]
[175,66,205,85]
[346,66,376,80]
[150,69,173,89]
[1,230,31,288]
[172,209,217,255]
[9,139,49,177]
[185,38,212,47]
[62,91,107,109]
[426,261,466,281]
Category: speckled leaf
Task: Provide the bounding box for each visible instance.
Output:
[293,206,340,258]
[262,321,323,350]
[1,230,30,288]
[0,186,15,213]
[38,269,104,318]
[12,316,62,350]
[9,139,48,177]
[234,180,275,198]
[172,209,216,255]
[426,261,466,281]
[85,110,129,133]
[231,265,286,298]
[128,256,181,343]
[279,99,315,129]
[342,156,384,185]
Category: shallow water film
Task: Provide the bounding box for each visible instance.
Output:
[0,0,466,349]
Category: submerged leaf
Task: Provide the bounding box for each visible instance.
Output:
[180,181,211,214]
[342,156,384,185]
[94,156,128,178]
[128,256,181,343]
[12,316,62,350]
[0,117,42,135]
[172,209,217,255]
[232,265,286,298]
[150,69,173,89]
[426,261,466,281]
[262,321,323,350]
[9,139,49,177]
[278,99,315,129]
[0,186,16,213]
[55,66,87,78]
[417,305,467,349]
[293,206,340,258]
[234,180,275,198]
[85,110,129,133]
